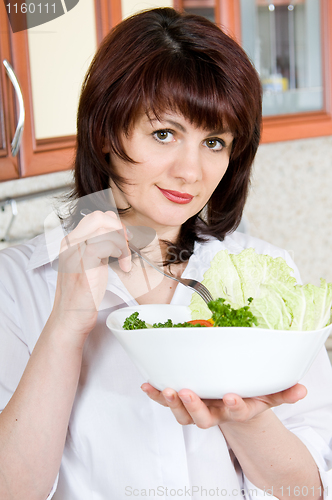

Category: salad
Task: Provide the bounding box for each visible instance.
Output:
[190,248,332,331]
[123,298,258,330]
[123,249,332,331]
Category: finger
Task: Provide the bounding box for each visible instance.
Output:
[63,211,132,273]
[57,239,120,273]
[85,229,130,263]
[83,240,123,268]
[141,384,169,407]
[61,228,125,258]
[98,214,132,272]
[222,394,258,422]
[118,221,131,273]
[85,228,125,247]
[177,390,219,428]
[69,211,123,245]
[162,389,194,426]
[264,383,307,406]
[221,384,308,423]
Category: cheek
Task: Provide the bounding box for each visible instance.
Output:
[206,162,229,190]
[134,162,168,184]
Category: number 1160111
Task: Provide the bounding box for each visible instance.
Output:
[279,485,327,497]
[6,3,56,14]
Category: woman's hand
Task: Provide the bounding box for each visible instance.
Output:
[141,383,307,428]
[50,210,131,346]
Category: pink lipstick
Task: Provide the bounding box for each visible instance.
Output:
[157,187,194,204]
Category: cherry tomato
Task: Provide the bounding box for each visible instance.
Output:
[187,319,213,327]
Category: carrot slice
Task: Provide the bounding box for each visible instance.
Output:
[187,319,213,327]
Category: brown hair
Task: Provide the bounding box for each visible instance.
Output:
[71,7,262,263]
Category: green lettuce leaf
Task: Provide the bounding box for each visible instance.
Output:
[189,249,332,330]
[274,278,332,331]
[249,285,293,330]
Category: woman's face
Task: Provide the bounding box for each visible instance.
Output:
[109,111,233,240]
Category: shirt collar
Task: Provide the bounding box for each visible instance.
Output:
[26,224,65,271]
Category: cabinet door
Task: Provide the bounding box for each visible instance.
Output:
[0,2,19,180]
[0,0,122,180]
[178,0,332,143]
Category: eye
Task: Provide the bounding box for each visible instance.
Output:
[153,129,174,143]
[204,138,225,151]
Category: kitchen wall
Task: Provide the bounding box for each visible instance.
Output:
[0,170,73,247]
[244,135,332,287]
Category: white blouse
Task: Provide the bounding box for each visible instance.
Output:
[0,229,331,500]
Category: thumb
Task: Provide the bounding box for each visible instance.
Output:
[280,384,307,404]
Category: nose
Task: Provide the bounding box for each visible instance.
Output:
[170,145,203,184]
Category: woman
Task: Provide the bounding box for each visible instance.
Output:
[0,7,331,500]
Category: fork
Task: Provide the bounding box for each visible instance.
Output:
[128,241,213,305]
[80,209,213,304]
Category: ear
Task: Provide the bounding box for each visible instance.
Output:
[102,143,110,153]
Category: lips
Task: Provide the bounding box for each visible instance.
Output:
[157,187,194,204]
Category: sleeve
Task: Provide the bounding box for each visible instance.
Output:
[242,346,332,499]
[0,280,59,499]
[0,280,30,412]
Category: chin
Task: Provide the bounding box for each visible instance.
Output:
[136,203,200,228]
[152,214,194,228]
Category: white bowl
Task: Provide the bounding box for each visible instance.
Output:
[106,304,332,398]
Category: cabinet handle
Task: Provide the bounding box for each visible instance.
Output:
[3,59,25,157]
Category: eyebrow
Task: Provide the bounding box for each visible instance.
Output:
[208,128,233,136]
[149,118,186,132]
[149,118,232,136]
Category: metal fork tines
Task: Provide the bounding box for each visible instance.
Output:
[128,242,213,305]
[176,277,214,304]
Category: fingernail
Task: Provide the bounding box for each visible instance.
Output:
[141,386,148,393]
[163,392,175,403]
[224,398,236,406]
[123,258,132,272]
[126,228,134,240]
[179,394,192,404]
[119,256,132,272]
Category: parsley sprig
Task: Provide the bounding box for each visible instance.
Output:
[122,314,200,330]
[123,312,147,330]
[209,297,257,327]
[122,298,257,330]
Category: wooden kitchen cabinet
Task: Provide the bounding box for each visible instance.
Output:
[173,0,241,40]
[175,0,332,144]
[0,0,122,181]
[0,6,19,181]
